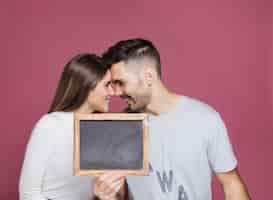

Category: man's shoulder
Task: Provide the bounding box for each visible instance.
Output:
[178,96,226,131]
[180,95,219,118]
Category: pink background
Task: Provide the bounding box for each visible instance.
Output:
[1,0,272,199]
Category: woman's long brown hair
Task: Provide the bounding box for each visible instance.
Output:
[48,53,107,113]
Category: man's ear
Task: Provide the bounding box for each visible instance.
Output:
[143,67,154,86]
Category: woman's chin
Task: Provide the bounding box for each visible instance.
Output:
[97,106,109,113]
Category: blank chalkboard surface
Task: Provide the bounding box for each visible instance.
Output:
[74,113,149,176]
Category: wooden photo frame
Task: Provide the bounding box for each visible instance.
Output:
[74,113,149,176]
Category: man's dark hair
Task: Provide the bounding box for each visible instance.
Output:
[102,38,161,77]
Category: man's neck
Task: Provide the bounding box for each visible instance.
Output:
[145,81,181,116]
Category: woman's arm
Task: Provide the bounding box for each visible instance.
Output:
[19,115,57,200]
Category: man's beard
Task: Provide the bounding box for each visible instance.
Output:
[121,93,150,113]
[123,106,144,113]
[120,95,136,104]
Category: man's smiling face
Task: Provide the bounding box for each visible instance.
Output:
[110,61,151,111]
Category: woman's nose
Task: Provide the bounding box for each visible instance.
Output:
[114,86,123,96]
[108,84,115,96]
[109,84,123,96]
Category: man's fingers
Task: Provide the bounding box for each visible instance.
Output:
[95,179,124,200]
[99,173,124,182]
[103,178,125,195]
[97,173,124,190]
[93,173,126,199]
[99,177,125,195]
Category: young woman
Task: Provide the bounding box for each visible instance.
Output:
[19,54,125,200]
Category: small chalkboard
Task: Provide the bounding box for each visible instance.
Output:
[74,113,149,176]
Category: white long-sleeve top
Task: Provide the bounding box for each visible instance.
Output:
[19,112,93,200]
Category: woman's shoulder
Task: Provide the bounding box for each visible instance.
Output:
[34,111,73,130]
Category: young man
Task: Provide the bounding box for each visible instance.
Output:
[94,38,250,200]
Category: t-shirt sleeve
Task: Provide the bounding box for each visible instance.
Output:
[207,113,237,173]
[19,115,57,200]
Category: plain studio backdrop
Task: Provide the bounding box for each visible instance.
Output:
[1,0,273,199]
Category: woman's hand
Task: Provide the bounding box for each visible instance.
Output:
[93,173,126,200]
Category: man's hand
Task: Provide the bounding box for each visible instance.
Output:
[93,173,126,200]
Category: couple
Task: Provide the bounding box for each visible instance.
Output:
[19,39,250,200]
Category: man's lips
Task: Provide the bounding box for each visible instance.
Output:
[125,99,131,104]
[105,96,111,101]
[120,95,136,105]
[120,94,131,99]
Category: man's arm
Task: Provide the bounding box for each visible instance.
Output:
[216,168,251,200]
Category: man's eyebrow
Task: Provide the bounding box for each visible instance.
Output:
[112,79,123,84]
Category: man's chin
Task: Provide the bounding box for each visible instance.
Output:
[128,103,136,110]
[124,104,145,113]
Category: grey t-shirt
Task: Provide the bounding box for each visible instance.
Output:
[126,96,237,200]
